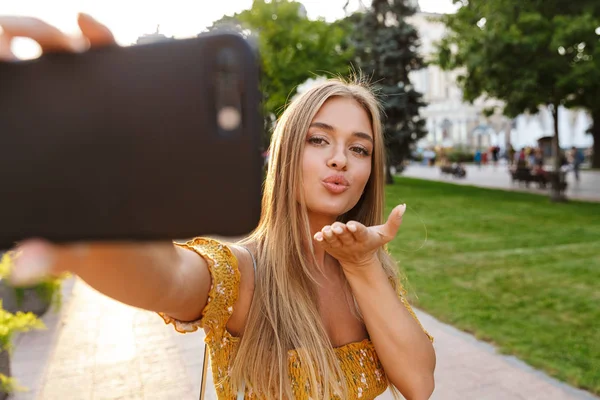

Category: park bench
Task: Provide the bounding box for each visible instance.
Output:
[510,167,545,188]
[509,168,567,190]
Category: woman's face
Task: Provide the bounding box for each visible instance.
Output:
[301,96,373,222]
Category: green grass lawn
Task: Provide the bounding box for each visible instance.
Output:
[385,177,600,395]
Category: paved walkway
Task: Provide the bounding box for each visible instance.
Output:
[10,277,598,400]
[401,164,600,202]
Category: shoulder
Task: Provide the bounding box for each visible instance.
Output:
[173,238,255,336]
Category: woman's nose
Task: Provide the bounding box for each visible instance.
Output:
[327,147,347,170]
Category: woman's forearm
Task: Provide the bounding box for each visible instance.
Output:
[60,242,210,320]
[343,260,436,400]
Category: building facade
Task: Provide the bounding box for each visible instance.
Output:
[407,12,594,152]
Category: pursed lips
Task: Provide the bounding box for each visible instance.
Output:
[321,175,350,193]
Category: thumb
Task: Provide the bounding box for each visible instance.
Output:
[77,13,116,47]
[9,239,57,286]
[0,32,16,61]
[381,204,406,238]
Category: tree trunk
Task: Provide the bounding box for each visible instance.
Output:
[591,110,600,169]
[550,104,567,202]
[386,164,394,184]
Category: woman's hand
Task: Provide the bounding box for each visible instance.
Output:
[0,13,115,61]
[313,204,406,275]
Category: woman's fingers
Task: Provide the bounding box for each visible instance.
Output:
[331,222,354,246]
[10,238,97,286]
[315,222,365,249]
[314,225,340,248]
[379,204,406,239]
[0,13,115,62]
[0,16,80,53]
[322,226,342,248]
[10,238,58,286]
[347,220,369,242]
[77,13,115,47]
[314,209,404,255]
[368,204,406,244]
[0,32,15,61]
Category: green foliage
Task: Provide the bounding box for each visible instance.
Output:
[0,294,44,395]
[437,1,567,115]
[446,150,474,163]
[550,8,600,167]
[349,0,428,172]
[15,279,63,311]
[0,254,11,278]
[208,0,354,143]
[0,301,45,354]
[436,0,600,168]
[386,177,600,395]
[0,373,26,394]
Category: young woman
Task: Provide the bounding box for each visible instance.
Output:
[2,14,436,400]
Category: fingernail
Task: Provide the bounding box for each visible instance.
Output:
[398,204,407,219]
[78,12,98,24]
[314,233,323,242]
[69,36,89,53]
[348,223,357,232]
[9,251,52,286]
[332,226,343,234]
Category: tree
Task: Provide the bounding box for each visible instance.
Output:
[349,0,428,184]
[550,6,600,168]
[207,0,354,146]
[436,0,599,200]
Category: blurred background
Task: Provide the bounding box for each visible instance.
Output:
[0,0,598,399]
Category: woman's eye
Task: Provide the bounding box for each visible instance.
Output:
[308,137,327,145]
[351,146,370,156]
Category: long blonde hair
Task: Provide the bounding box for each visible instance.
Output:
[234,77,401,399]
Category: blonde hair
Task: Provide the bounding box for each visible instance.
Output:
[234,77,401,399]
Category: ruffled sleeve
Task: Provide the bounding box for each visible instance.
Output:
[158,237,240,342]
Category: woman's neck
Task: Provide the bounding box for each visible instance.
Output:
[307,212,338,274]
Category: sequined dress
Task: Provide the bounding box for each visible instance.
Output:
[159,237,433,400]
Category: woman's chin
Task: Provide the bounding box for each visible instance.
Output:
[310,204,353,220]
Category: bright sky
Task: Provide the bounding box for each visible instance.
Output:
[1,0,458,58]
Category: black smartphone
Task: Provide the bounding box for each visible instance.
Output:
[0,32,263,249]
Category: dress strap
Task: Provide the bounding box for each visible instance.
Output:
[240,246,257,274]
[237,246,254,399]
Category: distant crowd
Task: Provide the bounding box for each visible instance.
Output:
[417,144,593,183]
[505,145,587,182]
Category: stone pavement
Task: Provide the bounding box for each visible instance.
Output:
[9,277,600,400]
[401,164,600,202]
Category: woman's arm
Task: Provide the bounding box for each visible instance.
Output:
[343,259,436,400]
[13,239,212,322]
[313,204,436,399]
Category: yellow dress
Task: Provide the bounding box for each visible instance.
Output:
[159,237,433,400]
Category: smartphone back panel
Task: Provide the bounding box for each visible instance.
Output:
[0,32,263,248]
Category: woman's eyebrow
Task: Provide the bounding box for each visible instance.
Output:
[309,122,373,144]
